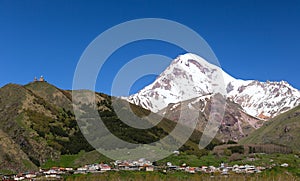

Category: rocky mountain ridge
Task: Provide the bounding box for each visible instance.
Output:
[126,53,300,119]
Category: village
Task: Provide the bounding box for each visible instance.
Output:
[1,155,290,181]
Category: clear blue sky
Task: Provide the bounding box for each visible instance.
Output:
[0,0,299,95]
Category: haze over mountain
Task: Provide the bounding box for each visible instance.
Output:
[127,53,300,120]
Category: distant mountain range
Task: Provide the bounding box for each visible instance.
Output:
[127,53,300,119]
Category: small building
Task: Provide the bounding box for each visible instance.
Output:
[25,173,36,179]
[145,166,154,172]
[100,164,111,171]
[34,76,45,82]
[221,168,229,175]
[185,167,196,173]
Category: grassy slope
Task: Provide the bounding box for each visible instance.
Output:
[0,84,40,172]
[0,82,95,172]
[240,105,300,151]
[24,81,73,111]
[42,150,112,168]
[42,98,217,168]
[0,128,37,173]
[0,82,216,172]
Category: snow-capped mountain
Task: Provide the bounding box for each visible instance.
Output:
[227,80,300,118]
[126,53,300,119]
[126,53,228,112]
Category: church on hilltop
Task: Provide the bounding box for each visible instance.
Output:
[34,76,45,82]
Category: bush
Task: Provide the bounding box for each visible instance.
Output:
[227,140,237,144]
[50,125,68,137]
[228,145,244,154]
[224,149,232,156]
[229,153,242,162]
[29,155,40,167]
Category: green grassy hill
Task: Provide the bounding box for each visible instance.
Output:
[0,81,215,173]
[24,81,73,111]
[240,105,300,152]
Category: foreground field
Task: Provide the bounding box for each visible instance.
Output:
[66,171,300,181]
